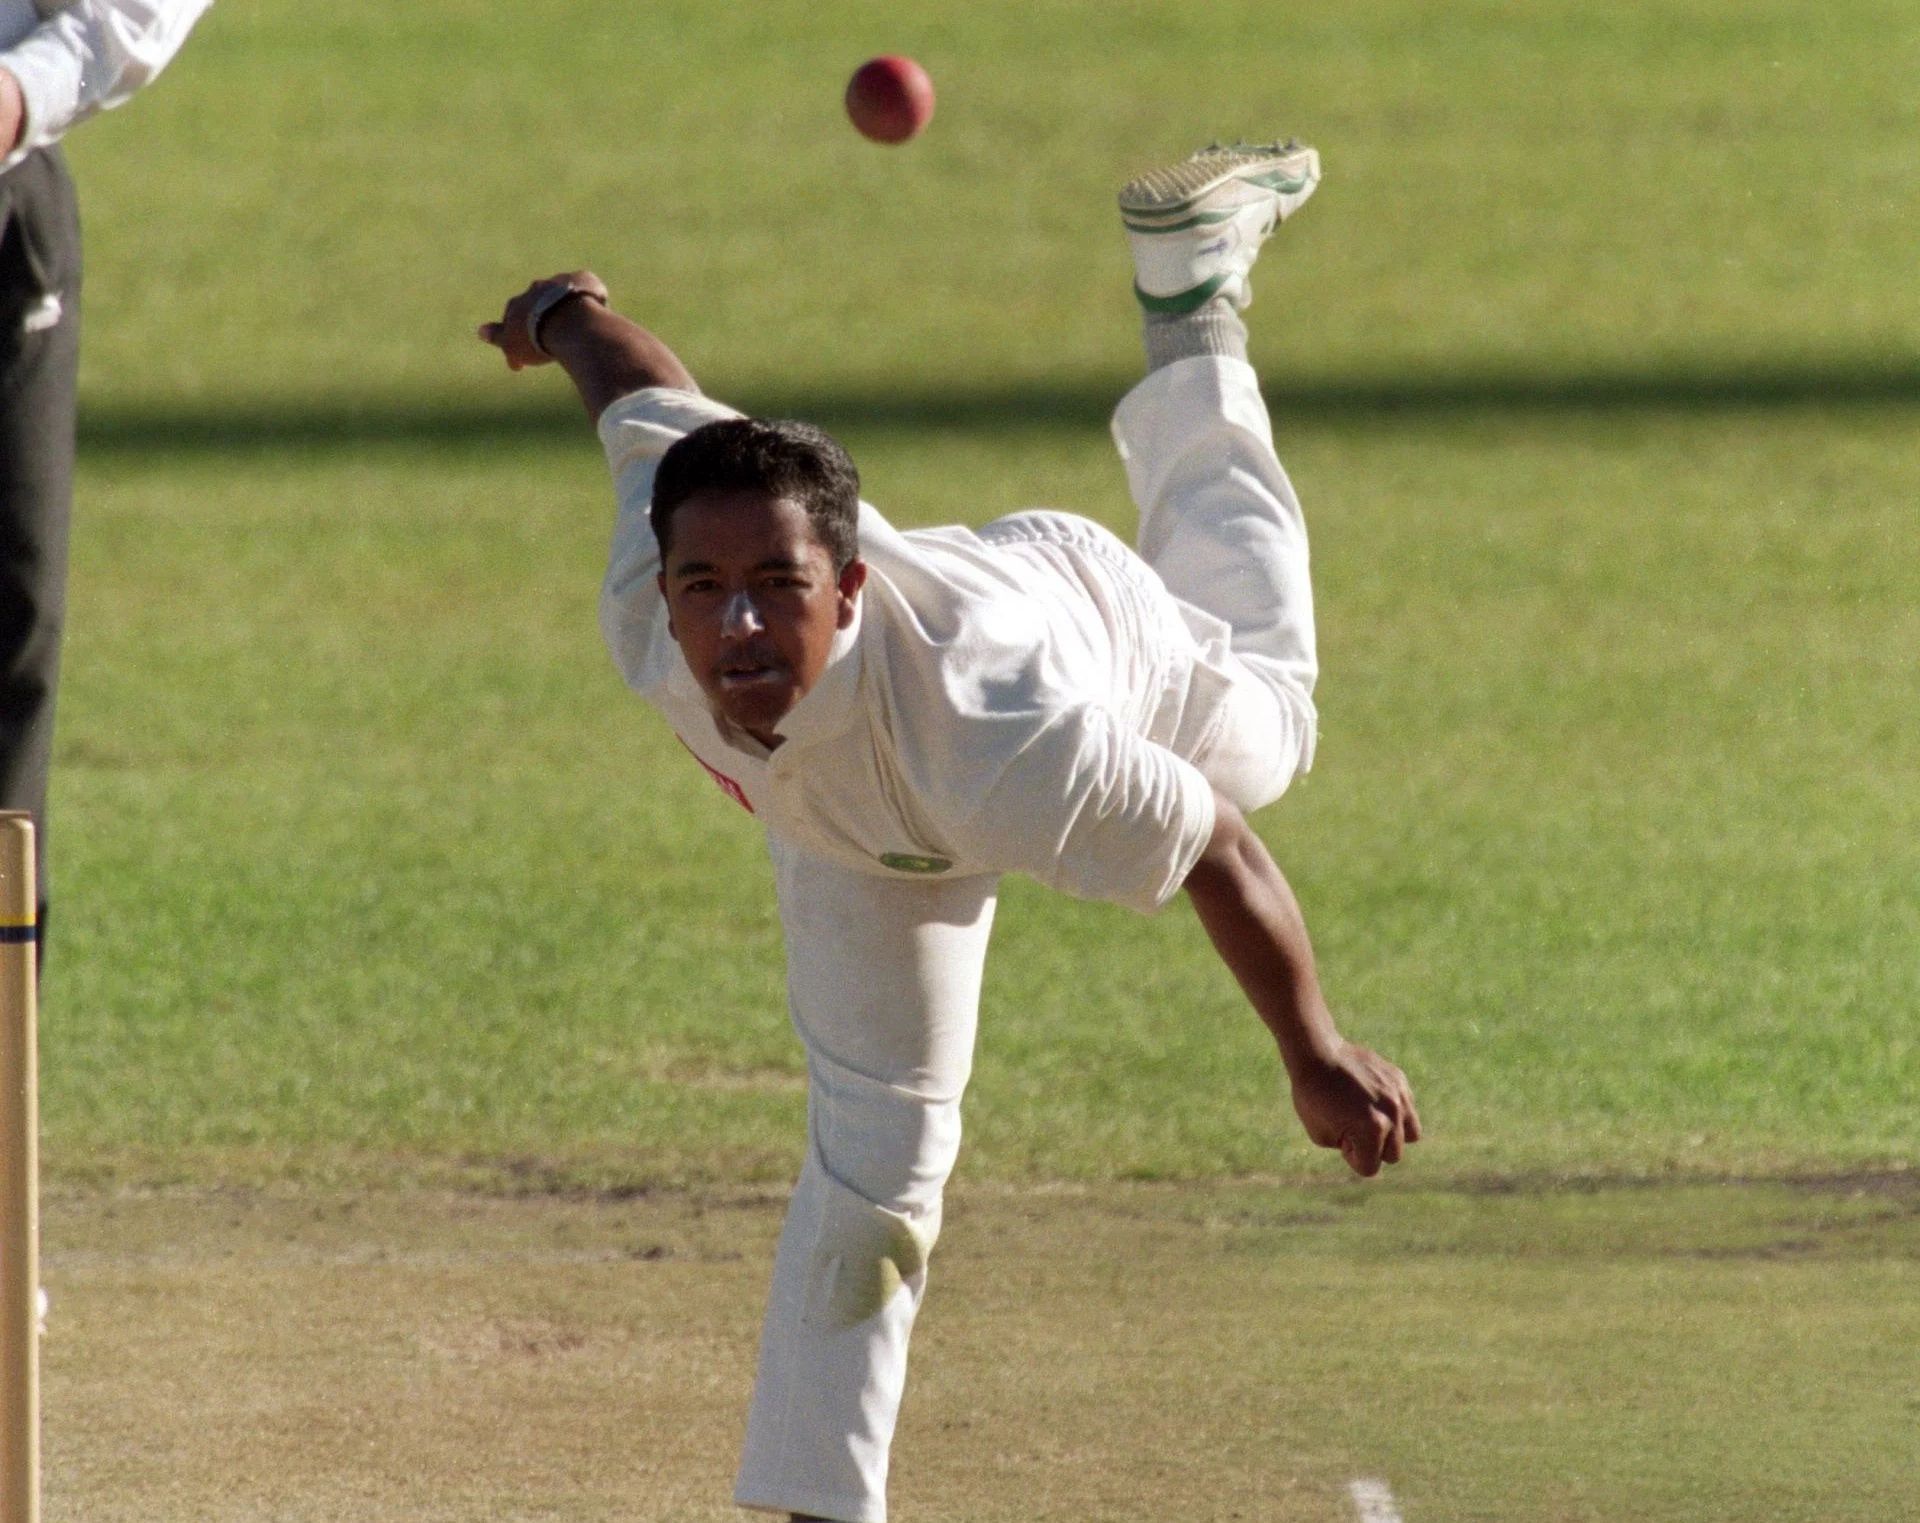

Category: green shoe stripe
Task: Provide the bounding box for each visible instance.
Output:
[1245,169,1313,194]
[1134,273,1232,316]
[1121,206,1240,234]
[1119,169,1313,226]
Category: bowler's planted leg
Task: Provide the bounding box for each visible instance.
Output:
[736,837,998,1523]
[476,274,997,1522]
[1111,142,1325,813]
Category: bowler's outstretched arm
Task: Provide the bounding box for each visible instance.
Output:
[1183,791,1421,1177]
[478,273,697,421]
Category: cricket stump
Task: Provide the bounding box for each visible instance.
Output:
[0,812,37,1523]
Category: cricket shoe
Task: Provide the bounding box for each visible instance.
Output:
[1120,140,1320,315]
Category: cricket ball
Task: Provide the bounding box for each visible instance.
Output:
[845,55,935,145]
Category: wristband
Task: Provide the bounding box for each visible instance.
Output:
[526,283,607,356]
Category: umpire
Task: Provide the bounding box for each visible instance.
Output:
[0,0,209,947]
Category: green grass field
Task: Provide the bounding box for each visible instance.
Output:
[22,1,1920,1518]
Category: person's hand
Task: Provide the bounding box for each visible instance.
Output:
[477,271,610,371]
[1288,1039,1421,1178]
[0,68,25,155]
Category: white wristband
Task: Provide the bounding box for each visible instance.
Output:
[526,283,607,356]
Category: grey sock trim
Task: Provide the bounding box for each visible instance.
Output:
[1142,302,1249,371]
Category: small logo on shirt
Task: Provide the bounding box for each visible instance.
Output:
[879,852,953,875]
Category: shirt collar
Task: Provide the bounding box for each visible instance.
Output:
[770,594,865,748]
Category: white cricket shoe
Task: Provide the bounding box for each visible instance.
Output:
[1121,140,1321,314]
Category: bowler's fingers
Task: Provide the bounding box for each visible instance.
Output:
[477,283,547,369]
[1366,1058,1422,1159]
[1341,1090,1421,1178]
[1385,1065,1422,1147]
[1340,1119,1386,1177]
[1290,1046,1420,1178]
[1380,1111,1404,1166]
[476,318,528,371]
[480,275,606,371]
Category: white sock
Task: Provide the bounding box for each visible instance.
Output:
[1143,301,1248,371]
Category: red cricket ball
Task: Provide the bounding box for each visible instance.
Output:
[845,55,935,145]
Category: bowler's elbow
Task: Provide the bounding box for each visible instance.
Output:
[1183,790,1265,903]
[1202,688,1317,816]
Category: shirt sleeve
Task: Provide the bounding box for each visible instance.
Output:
[595,386,741,694]
[0,0,212,173]
[946,703,1218,915]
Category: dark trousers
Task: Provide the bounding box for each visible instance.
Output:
[0,147,81,937]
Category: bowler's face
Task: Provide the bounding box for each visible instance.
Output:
[658,489,864,748]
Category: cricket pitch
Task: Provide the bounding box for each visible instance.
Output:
[38,1175,1919,1522]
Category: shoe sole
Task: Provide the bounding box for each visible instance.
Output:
[1119,142,1320,232]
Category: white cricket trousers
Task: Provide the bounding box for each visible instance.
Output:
[733,356,1315,1522]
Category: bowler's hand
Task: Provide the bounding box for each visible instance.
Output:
[477,271,610,371]
[1289,1040,1421,1178]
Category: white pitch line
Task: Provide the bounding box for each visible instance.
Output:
[1349,1478,1405,1523]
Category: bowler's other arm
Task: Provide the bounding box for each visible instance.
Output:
[1183,791,1421,1177]
[478,272,696,417]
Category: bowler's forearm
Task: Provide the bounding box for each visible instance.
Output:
[1186,803,1421,1179]
[1183,797,1342,1075]
[538,300,699,423]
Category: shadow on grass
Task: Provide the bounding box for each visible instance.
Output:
[77,354,1920,457]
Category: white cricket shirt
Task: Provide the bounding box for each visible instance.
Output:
[599,388,1240,914]
[0,0,211,174]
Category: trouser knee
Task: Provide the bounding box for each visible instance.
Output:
[801,1165,942,1331]
[799,1060,960,1327]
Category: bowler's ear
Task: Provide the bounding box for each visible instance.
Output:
[836,558,867,628]
[656,571,677,641]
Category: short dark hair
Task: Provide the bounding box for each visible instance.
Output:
[652,418,861,571]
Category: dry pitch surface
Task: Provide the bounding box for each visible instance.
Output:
[38,1176,1919,1523]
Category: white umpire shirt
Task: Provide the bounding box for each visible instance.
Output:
[0,0,211,174]
[599,387,1245,916]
